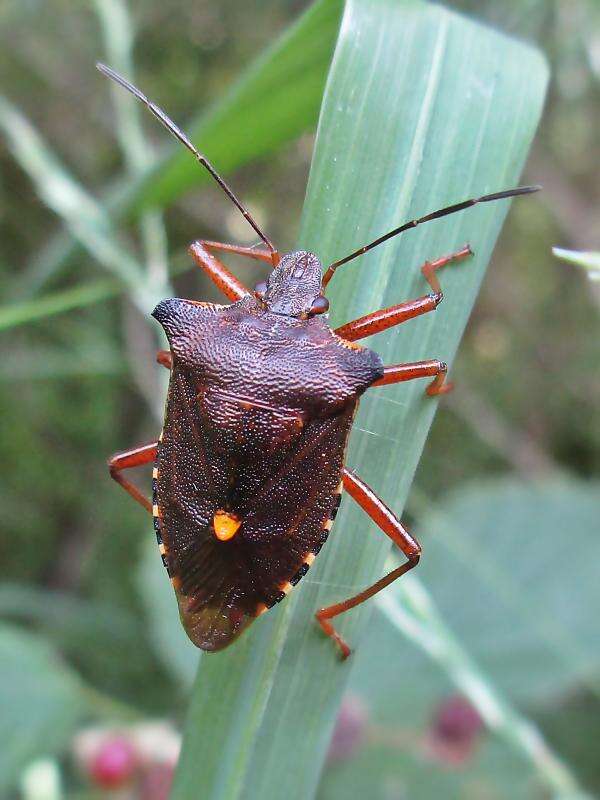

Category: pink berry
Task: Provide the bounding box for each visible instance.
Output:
[88,736,138,788]
[433,695,483,744]
[425,695,485,767]
[327,694,369,762]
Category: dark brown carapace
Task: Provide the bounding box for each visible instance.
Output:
[101,63,538,656]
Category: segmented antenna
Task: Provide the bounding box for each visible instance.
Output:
[96,63,275,254]
[322,185,540,286]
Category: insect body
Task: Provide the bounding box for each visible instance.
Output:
[101,64,537,656]
[152,252,382,650]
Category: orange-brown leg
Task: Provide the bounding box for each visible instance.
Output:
[188,240,279,302]
[315,469,421,659]
[108,442,157,514]
[201,240,277,265]
[334,245,472,341]
[335,293,442,341]
[156,349,172,369]
[373,359,452,396]
[421,244,473,294]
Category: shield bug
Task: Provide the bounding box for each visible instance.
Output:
[101,63,538,657]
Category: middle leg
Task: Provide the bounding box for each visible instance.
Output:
[372,359,452,396]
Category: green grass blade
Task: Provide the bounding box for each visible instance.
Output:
[93,0,153,174]
[0,96,163,314]
[378,575,587,797]
[132,0,343,212]
[94,0,171,290]
[170,2,548,799]
[17,0,344,298]
[553,247,600,281]
[0,249,197,333]
[0,280,116,331]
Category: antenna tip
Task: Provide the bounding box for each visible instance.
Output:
[518,184,542,194]
[96,62,117,81]
[480,185,542,204]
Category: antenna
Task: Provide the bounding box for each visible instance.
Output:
[322,185,540,286]
[96,63,276,254]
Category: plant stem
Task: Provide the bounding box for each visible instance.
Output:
[94,0,172,419]
[377,575,590,798]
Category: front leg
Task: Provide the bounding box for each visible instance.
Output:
[188,239,278,302]
[334,245,472,341]
[335,293,442,342]
[156,349,172,370]
[315,469,421,659]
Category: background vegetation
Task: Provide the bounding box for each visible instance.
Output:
[0,1,598,798]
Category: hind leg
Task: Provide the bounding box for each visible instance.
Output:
[315,469,421,659]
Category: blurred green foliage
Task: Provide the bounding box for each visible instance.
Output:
[0,0,598,798]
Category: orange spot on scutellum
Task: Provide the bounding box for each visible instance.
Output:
[213,510,242,541]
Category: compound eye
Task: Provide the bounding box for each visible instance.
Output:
[309,295,329,315]
[254,281,268,298]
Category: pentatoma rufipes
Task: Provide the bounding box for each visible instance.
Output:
[100,63,538,657]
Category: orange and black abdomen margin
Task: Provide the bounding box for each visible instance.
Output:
[152,387,356,651]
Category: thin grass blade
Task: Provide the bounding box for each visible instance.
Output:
[377,574,588,797]
[16,0,344,298]
[0,280,116,332]
[0,96,163,313]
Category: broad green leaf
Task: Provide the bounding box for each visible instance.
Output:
[409,478,600,702]
[0,582,138,650]
[171,3,548,800]
[373,577,586,797]
[325,477,600,799]
[0,624,87,794]
[321,610,568,800]
[320,719,537,800]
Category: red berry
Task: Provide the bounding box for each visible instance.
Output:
[88,736,138,788]
[433,695,483,744]
[327,694,369,762]
[425,695,485,767]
